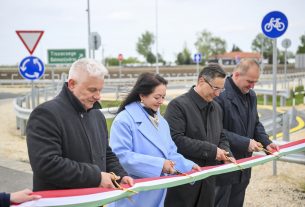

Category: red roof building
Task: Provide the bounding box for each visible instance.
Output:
[208,52,262,65]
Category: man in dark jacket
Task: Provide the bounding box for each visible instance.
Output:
[26,58,133,191]
[164,63,231,207]
[214,59,279,207]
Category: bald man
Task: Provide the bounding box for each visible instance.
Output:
[214,59,278,207]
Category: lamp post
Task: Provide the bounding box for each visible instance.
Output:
[155,0,159,74]
[86,0,91,58]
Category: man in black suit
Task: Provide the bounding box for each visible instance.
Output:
[164,63,231,207]
[214,59,279,207]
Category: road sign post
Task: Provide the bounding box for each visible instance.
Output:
[90,32,101,59]
[282,38,291,89]
[193,53,202,76]
[118,54,123,79]
[48,49,86,64]
[262,11,288,176]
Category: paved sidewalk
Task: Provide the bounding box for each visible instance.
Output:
[0,158,32,192]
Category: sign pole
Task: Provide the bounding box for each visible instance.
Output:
[272,38,277,176]
[31,80,35,109]
[261,10,288,176]
[284,47,287,89]
[196,62,199,76]
[119,60,122,79]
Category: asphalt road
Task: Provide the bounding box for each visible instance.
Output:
[0,166,32,192]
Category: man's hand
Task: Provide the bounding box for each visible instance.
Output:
[99,172,117,188]
[10,189,41,204]
[266,142,280,152]
[248,139,261,152]
[224,156,237,164]
[120,176,134,187]
[216,147,229,161]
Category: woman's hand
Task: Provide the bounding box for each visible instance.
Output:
[162,160,176,174]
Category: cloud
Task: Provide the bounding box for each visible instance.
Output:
[107,11,133,21]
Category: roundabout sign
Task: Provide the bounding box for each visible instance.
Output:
[19,56,45,80]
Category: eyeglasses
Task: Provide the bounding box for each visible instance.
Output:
[203,77,225,93]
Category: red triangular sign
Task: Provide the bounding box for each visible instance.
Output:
[16,30,44,55]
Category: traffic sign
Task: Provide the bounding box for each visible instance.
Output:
[19,56,45,80]
[118,53,123,62]
[16,30,44,55]
[90,32,101,50]
[261,11,288,39]
[193,53,202,63]
[48,49,86,64]
[281,38,291,49]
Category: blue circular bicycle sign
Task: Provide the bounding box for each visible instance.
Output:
[261,11,288,39]
[19,56,45,80]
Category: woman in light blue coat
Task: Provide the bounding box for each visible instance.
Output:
[108,73,200,207]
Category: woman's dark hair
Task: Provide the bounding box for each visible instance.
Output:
[117,73,168,113]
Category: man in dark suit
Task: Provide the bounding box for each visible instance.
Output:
[164,63,231,207]
[26,58,133,191]
[214,59,279,207]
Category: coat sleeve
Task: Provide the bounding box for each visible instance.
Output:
[110,118,165,178]
[0,192,10,207]
[215,95,250,154]
[26,107,102,189]
[104,129,128,178]
[164,100,217,161]
[254,108,272,147]
[165,122,195,172]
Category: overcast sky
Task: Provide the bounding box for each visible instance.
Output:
[1,0,304,65]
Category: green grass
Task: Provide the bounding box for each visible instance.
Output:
[257,85,304,106]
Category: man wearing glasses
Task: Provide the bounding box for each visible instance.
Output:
[164,63,231,207]
[214,59,279,207]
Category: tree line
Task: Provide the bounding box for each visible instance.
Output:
[105,30,305,66]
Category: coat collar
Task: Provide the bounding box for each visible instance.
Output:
[225,76,255,101]
[60,83,101,113]
[188,86,212,110]
[125,102,167,157]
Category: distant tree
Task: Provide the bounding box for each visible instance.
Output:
[278,50,295,64]
[231,44,242,52]
[105,56,141,66]
[105,57,119,66]
[251,33,273,63]
[194,30,226,63]
[157,53,166,65]
[176,44,192,65]
[146,51,156,64]
[136,31,155,62]
[297,34,305,54]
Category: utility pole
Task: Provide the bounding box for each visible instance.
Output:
[155,0,159,74]
[87,0,91,58]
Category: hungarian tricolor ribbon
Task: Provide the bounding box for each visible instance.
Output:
[14,139,305,207]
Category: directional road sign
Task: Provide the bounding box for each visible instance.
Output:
[281,38,291,49]
[48,49,86,64]
[90,32,101,50]
[193,53,202,63]
[19,56,45,80]
[16,30,44,55]
[261,11,288,39]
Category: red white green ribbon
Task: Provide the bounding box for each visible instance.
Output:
[14,139,305,207]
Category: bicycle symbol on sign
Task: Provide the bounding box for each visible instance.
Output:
[264,18,285,32]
